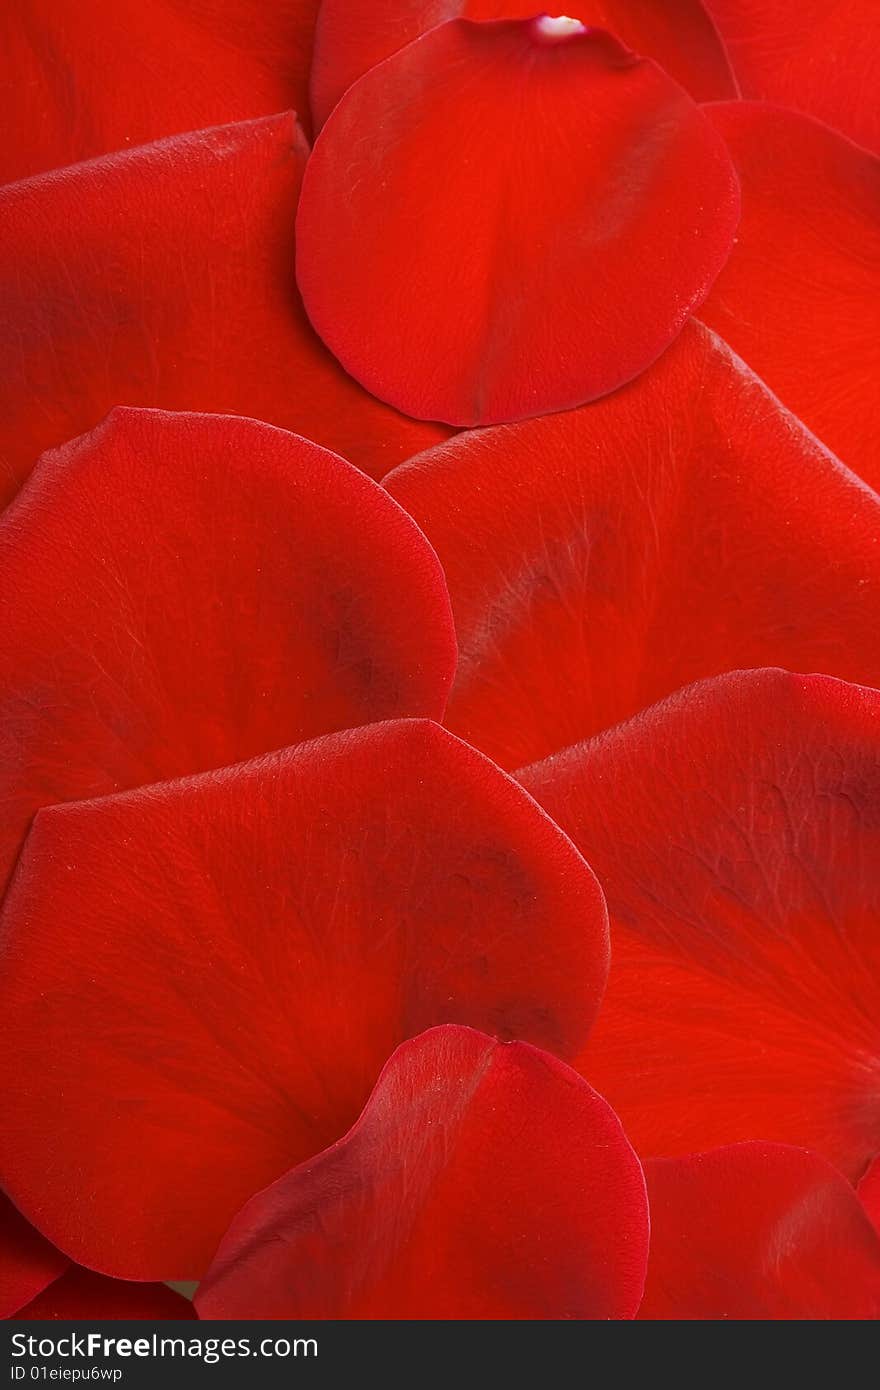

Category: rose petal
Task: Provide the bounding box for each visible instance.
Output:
[13,1270,195,1321]
[0,1195,69,1320]
[519,669,880,1180]
[703,0,880,153]
[297,19,740,426]
[386,322,880,769]
[859,1155,880,1238]
[0,0,320,181]
[311,1,736,130]
[0,407,456,896]
[0,721,607,1279]
[196,1025,648,1320]
[0,113,448,509]
[699,101,880,490]
[640,1144,880,1320]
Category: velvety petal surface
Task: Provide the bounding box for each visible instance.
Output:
[13,1271,195,1321]
[640,1144,880,1320]
[311,1,736,130]
[0,407,456,895]
[699,102,880,490]
[520,670,880,1180]
[0,113,448,509]
[0,1196,68,1320]
[0,721,607,1279]
[0,0,321,181]
[859,1155,880,1237]
[297,19,740,426]
[197,1026,648,1320]
[704,1,880,153]
[386,322,880,769]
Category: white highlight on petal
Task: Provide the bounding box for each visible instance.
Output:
[534,15,587,43]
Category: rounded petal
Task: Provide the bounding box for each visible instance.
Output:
[386,322,880,769]
[13,1270,195,1321]
[197,1026,648,1320]
[703,0,880,153]
[0,408,456,895]
[311,1,736,130]
[0,1195,68,1320]
[640,1144,880,1320]
[0,0,321,182]
[297,19,740,426]
[0,721,607,1279]
[519,670,880,1180]
[0,113,448,508]
[699,102,880,490]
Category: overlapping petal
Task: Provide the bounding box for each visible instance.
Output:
[12,1271,195,1321]
[1,1196,195,1320]
[386,322,880,769]
[0,1196,68,1320]
[310,1,736,130]
[0,0,321,182]
[703,1,880,153]
[0,407,456,895]
[640,1144,880,1320]
[699,102,880,490]
[0,0,875,1328]
[297,19,739,426]
[519,670,880,1179]
[196,1026,648,1320]
[0,721,607,1278]
[0,113,448,509]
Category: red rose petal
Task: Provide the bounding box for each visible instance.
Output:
[0,1195,69,1320]
[0,0,320,181]
[0,114,448,509]
[0,721,607,1279]
[297,19,740,426]
[0,407,456,895]
[519,670,880,1180]
[196,1026,648,1320]
[386,322,880,769]
[640,1144,880,1320]
[699,101,880,490]
[311,1,736,131]
[703,1,880,153]
[13,1270,195,1321]
[859,1155,880,1237]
